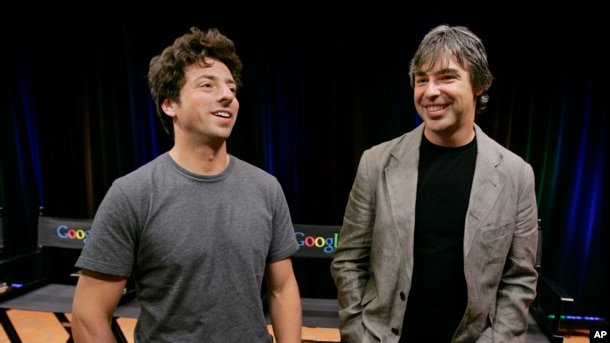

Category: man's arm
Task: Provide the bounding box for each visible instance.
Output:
[72,269,128,343]
[487,163,540,341]
[265,258,302,343]
[330,150,375,342]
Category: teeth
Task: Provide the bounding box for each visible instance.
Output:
[215,112,230,118]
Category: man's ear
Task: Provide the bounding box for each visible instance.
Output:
[474,86,486,97]
[161,98,177,117]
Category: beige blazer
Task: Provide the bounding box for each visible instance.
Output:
[331,124,539,343]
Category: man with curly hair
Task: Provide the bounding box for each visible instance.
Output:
[72,27,302,342]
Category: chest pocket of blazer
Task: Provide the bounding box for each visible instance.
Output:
[478,220,514,264]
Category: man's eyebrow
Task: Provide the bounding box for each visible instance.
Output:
[435,68,459,75]
[415,67,460,76]
[194,74,236,84]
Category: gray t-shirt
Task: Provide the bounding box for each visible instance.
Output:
[76,153,299,342]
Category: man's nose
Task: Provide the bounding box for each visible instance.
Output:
[218,84,235,101]
[423,81,441,97]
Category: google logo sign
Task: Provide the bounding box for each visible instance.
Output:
[56,224,90,245]
[295,231,339,254]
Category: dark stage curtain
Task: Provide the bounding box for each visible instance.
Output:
[1,4,608,321]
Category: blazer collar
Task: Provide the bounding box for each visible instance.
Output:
[383,123,506,254]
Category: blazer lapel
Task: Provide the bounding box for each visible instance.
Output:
[385,125,423,261]
[464,125,504,254]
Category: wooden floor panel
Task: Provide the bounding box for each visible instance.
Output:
[0,310,136,343]
[0,309,591,343]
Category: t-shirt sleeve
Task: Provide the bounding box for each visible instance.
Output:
[266,181,299,263]
[75,181,137,277]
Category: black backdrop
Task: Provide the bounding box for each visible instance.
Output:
[2,3,608,320]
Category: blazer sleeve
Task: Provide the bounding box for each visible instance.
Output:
[330,149,376,342]
[482,161,539,342]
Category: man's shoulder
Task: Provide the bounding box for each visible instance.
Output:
[366,124,423,156]
[110,153,169,188]
[231,156,279,181]
[475,127,531,169]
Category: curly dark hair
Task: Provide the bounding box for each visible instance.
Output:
[408,25,493,115]
[148,27,243,138]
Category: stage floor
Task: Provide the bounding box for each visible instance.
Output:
[0,308,592,343]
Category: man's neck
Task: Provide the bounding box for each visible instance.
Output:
[168,144,230,176]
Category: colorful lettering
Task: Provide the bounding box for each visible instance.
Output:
[295,231,339,254]
[56,225,90,244]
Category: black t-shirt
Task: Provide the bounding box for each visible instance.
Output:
[400,134,476,342]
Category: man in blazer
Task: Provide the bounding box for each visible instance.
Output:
[330,25,539,343]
